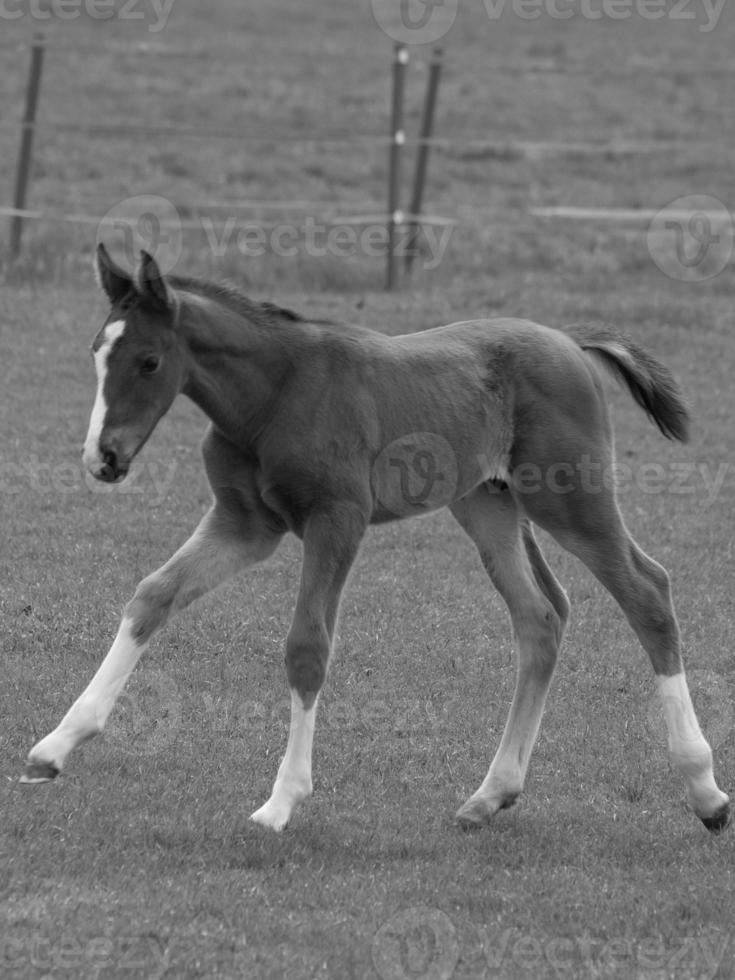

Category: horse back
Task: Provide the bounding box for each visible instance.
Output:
[252,317,611,528]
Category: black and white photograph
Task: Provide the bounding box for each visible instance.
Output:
[1,2,733,977]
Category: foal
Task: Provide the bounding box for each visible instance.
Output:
[22,244,729,835]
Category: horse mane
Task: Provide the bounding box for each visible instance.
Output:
[169,275,305,326]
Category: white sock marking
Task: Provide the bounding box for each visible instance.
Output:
[25,617,145,774]
[251,690,317,830]
[656,672,728,816]
[83,319,126,473]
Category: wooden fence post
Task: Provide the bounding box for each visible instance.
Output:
[10,33,45,259]
[405,46,443,272]
[386,43,408,290]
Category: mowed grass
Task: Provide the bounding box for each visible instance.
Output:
[2,2,735,979]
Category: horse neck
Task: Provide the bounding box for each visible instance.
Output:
[176,290,293,447]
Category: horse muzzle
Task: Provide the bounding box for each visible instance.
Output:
[97,448,129,483]
[83,443,130,483]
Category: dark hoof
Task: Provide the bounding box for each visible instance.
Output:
[701,802,730,834]
[456,814,485,833]
[456,791,520,830]
[456,799,491,830]
[20,761,60,784]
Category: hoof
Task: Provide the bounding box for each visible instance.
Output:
[20,760,60,784]
[249,804,290,832]
[456,792,519,830]
[700,801,730,834]
[456,798,495,829]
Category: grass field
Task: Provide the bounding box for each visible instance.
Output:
[2,2,735,978]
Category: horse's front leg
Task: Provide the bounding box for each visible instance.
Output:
[21,504,281,782]
[250,503,367,831]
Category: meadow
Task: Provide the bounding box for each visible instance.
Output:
[1,1,735,978]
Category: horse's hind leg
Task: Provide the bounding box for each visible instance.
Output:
[22,501,281,782]
[524,479,730,832]
[450,484,570,827]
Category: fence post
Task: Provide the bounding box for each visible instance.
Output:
[386,43,408,290]
[10,33,45,260]
[405,45,443,272]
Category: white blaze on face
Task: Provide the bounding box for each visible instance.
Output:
[82,319,126,473]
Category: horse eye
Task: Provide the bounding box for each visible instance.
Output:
[141,355,161,376]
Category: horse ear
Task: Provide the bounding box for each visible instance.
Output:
[95,242,133,304]
[134,250,174,312]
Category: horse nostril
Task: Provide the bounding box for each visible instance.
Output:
[100,449,118,481]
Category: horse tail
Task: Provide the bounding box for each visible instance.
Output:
[567,326,690,443]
